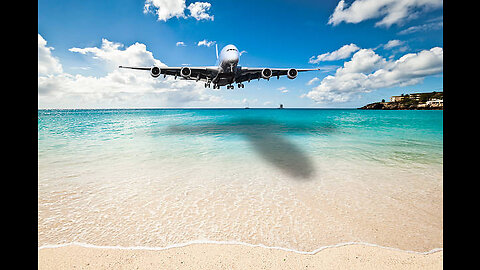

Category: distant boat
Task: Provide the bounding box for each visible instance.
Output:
[278,104,284,109]
[244,106,250,109]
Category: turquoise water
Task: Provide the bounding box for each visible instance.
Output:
[38,109,443,251]
[38,109,443,172]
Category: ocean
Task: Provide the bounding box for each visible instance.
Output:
[38,109,443,253]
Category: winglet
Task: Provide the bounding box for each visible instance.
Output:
[215,44,219,60]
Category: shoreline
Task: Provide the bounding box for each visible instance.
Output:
[38,242,443,269]
[38,240,443,255]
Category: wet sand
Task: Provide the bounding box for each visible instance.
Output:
[38,243,442,269]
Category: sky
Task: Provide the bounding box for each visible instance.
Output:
[38,0,443,109]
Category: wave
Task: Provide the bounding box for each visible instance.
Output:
[38,240,442,255]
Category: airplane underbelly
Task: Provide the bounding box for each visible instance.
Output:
[214,73,235,86]
[216,77,232,86]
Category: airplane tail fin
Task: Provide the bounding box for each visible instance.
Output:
[215,44,219,60]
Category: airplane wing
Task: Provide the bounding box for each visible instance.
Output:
[235,67,320,83]
[118,66,220,82]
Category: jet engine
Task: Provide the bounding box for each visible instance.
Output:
[180,67,192,78]
[261,68,272,79]
[150,66,161,78]
[287,68,298,79]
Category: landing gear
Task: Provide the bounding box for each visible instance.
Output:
[227,85,234,89]
[204,83,212,88]
[237,83,244,88]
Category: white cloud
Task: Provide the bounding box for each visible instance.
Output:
[143,0,186,21]
[38,34,63,75]
[187,2,214,21]
[176,41,186,46]
[383,39,404,49]
[69,39,164,69]
[144,0,213,21]
[305,47,443,103]
[398,20,443,35]
[39,35,223,108]
[242,98,257,105]
[306,77,320,86]
[309,43,360,63]
[277,87,289,93]
[328,0,443,28]
[197,39,215,47]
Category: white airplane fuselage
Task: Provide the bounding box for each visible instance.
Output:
[214,44,241,88]
[218,44,240,72]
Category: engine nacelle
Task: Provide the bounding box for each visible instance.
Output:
[261,68,272,79]
[150,66,161,78]
[287,68,298,79]
[180,67,192,78]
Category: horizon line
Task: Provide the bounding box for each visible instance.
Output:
[38,107,359,110]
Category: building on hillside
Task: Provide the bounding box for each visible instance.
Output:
[390,91,443,103]
[426,99,443,106]
[390,96,405,102]
[407,93,422,100]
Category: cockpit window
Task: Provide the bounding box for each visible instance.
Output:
[226,48,237,52]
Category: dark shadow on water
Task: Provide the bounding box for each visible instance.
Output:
[244,132,314,179]
[165,118,337,181]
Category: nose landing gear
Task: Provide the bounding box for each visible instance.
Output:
[225,83,244,89]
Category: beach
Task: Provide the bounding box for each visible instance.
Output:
[38,242,442,269]
[38,109,443,268]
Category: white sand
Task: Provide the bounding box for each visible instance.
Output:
[38,243,442,270]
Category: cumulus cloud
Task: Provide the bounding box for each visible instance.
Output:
[187,2,214,21]
[144,0,213,21]
[69,39,165,69]
[328,0,443,28]
[143,0,186,21]
[176,41,186,46]
[309,43,360,63]
[39,35,222,108]
[38,34,63,75]
[197,39,215,47]
[304,47,443,103]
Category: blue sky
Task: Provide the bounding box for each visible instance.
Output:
[38,0,443,108]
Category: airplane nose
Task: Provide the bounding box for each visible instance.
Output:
[227,52,239,64]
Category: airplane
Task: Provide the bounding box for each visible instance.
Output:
[119,44,319,89]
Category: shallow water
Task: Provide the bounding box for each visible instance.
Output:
[38,109,443,252]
